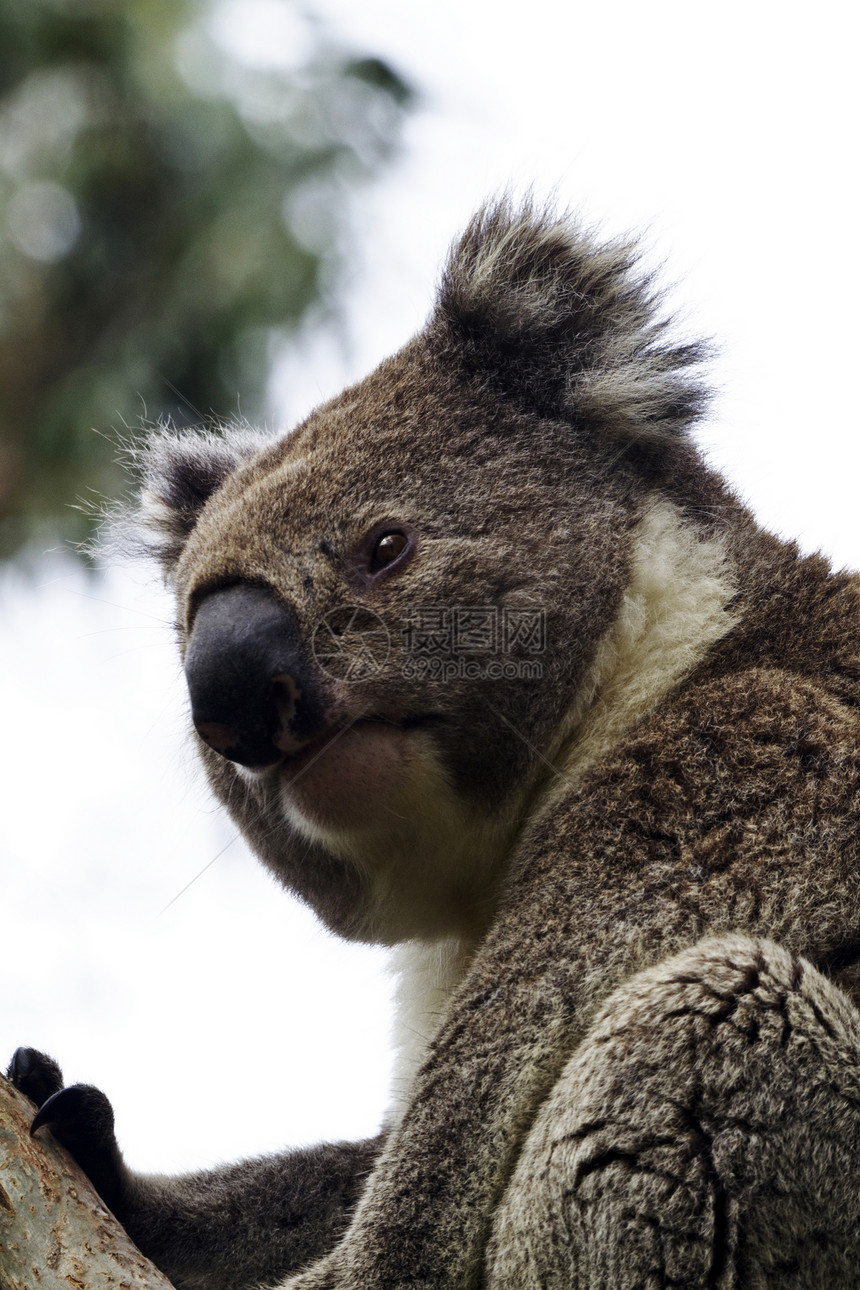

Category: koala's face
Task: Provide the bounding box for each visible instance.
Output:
[145,344,630,944]
[137,203,705,944]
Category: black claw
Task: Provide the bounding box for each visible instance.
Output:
[7,1047,64,1106]
[28,1082,123,1209]
[30,1087,69,1137]
[29,1083,115,1145]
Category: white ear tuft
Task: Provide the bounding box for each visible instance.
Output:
[433,198,711,451]
[116,424,273,575]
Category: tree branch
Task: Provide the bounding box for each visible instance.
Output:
[0,1072,174,1289]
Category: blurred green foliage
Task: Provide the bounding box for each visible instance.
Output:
[0,0,411,560]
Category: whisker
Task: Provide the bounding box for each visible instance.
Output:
[66,587,175,626]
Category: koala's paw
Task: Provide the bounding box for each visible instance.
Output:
[7,1046,124,1210]
[7,1046,64,1106]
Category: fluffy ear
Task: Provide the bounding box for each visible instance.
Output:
[431,199,710,451]
[119,424,273,575]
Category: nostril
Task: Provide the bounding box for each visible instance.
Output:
[269,674,301,728]
[270,674,320,756]
[195,720,247,760]
[193,675,311,766]
[191,672,296,767]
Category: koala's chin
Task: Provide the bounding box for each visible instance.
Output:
[273,722,516,944]
[277,720,417,838]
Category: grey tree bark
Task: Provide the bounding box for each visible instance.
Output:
[0,1072,174,1290]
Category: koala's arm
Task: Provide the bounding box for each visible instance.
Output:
[120,1141,383,1290]
[7,1048,383,1290]
[281,667,860,1289]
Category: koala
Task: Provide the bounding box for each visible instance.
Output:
[9,200,860,1289]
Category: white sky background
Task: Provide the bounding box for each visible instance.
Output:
[2,0,858,1175]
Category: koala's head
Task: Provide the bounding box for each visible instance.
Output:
[131,201,713,945]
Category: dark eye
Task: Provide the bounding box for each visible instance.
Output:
[370,530,409,571]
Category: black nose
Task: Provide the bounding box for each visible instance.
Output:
[184,583,324,768]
